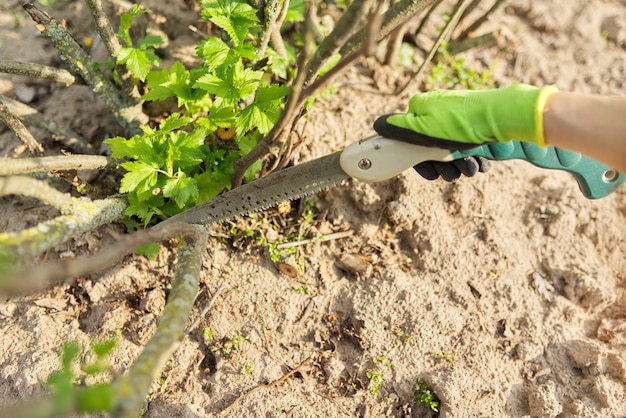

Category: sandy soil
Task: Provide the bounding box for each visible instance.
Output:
[1,1,625,417]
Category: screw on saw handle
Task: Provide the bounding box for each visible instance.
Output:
[450,141,625,199]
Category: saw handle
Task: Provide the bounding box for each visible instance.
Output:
[451,141,624,199]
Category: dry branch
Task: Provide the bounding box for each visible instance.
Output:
[0,95,94,154]
[0,59,76,86]
[113,225,208,418]
[22,3,145,135]
[398,0,474,93]
[0,155,120,175]
[0,177,126,259]
[0,100,43,155]
[0,222,197,295]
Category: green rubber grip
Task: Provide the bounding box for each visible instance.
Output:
[450,141,625,199]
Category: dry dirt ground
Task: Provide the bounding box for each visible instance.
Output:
[1,1,626,417]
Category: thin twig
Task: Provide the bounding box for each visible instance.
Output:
[448,31,497,55]
[0,222,197,296]
[270,0,290,61]
[0,59,76,86]
[397,0,474,94]
[0,95,94,154]
[230,3,316,188]
[363,1,387,57]
[414,0,443,39]
[22,3,145,135]
[276,230,354,249]
[218,354,314,416]
[303,0,436,98]
[0,155,120,175]
[84,0,138,97]
[114,225,208,418]
[257,0,281,60]
[0,193,126,260]
[456,0,506,40]
[84,0,120,58]
[303,0,372,86]
[187,282,226,333]
[0,100,43,155]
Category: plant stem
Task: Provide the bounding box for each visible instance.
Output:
[456,0,506,40]
[0,95,93,153]
[0,222,197,296]
[0,187,126,259]
[398,0,473,93]
[0,100,43,155]
[22,3,145,135]
[0,155,120,175]
[84,0,139,98]
[113,225,208,418]
[303,0,372,86]
[257,0,282,60]
[0,59,76,86]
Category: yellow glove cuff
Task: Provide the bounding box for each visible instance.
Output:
[535,85,559,147]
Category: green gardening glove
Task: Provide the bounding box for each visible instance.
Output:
[374,84,558,150]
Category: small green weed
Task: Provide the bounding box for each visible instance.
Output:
[414,378,440,412]
[46,339,117,415]
[365,355,393,395]
[426,41,494,90]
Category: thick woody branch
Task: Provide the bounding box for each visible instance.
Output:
[0,178,126,259]
[22,3,145,135]
[0,101,43,155]
[113,225,208,418]
[0,59,76,86]
[0,222,197,296]
[0,95,93,153]
[0,155,120,175]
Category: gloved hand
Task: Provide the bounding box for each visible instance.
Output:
[373,84,558,181]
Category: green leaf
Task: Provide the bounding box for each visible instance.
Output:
[92,339,116,358]
[117,47,157,81]
[237,134,260,155]
[286,0,306,22]
[143,62,208,109]
[134,242,161,259]
[237,83,288,134]
[196,37,230,70]
[120,161,160,195]
[159,112,192,132]
[163,173,199,208]
[77,384,114,413]
[194,61,262,102]
[167,129,207,172]
[196,105,237,131]
[255,83,290,102]
[137,34,163,49]
[123,193,163,225]
[200,0,258,46]
[194,171,227,203]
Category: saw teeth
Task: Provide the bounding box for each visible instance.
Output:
[158,153,348,226]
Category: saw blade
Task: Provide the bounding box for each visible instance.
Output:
[159,152,348,226]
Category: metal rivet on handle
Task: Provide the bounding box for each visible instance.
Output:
[602,169,618,183]
[358,158,372,170]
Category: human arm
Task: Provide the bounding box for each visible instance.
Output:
[374,85,626,178]
[544,92,626,174]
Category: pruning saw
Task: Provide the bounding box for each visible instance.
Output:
[159,136,625,226]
